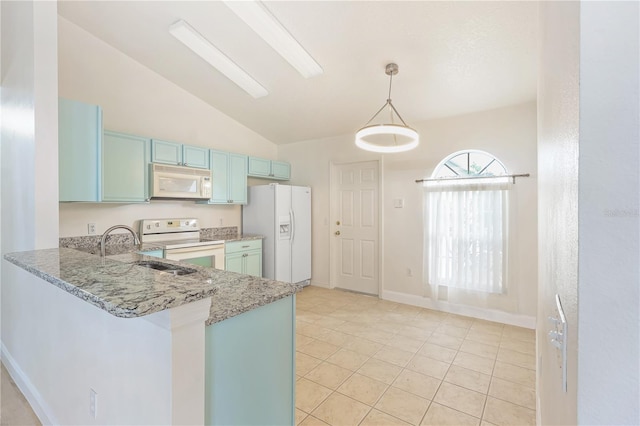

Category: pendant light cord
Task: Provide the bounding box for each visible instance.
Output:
[361,64,410,128]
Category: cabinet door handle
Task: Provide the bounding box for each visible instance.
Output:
[183,162,188,166]
[242,245,250,248]
[242,253,248,257]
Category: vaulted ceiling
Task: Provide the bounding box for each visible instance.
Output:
[58,1,538,144]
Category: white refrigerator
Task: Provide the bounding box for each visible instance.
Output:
[242,184,311,284]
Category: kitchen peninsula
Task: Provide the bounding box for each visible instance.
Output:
[3,247,299,425]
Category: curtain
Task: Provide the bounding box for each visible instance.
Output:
[423,178,510,297]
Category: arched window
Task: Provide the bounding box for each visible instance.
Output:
[424,150,510,295]
[432,149,508,178]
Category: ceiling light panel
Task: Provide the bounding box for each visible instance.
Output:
[169,19,268,99]
[223,1,323,78]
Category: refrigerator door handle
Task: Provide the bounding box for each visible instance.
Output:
[290,209,296,243]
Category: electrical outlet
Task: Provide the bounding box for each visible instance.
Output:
[89,388,97,419]
[88,223,97,235]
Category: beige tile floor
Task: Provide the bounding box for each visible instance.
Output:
[0,286,536,426]
[1,363,41,425]
[295,286,536,426]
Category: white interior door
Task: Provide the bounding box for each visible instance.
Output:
[331,161,379,295]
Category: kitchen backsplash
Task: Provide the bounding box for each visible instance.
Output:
[60,226,240,249]
[199,226,239,239]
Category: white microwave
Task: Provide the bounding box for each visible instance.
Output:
[150,163,212,200]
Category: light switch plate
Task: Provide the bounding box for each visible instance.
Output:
[548,294,568,392]
[393,198,404,208]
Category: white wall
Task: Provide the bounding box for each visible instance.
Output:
[57,17,278,237]
[3,265,173,425]
[1,0,58,253]
[536,2,580,424]
[0,6,207,423]
[537,2,640,425]
[279,101,538,324]
[577,2,639,424]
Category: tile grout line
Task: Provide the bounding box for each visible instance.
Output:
[296,288,536,425]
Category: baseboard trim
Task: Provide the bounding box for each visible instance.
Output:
[381,290,536,329]
[1,342,57,425]
[309,280,330,289]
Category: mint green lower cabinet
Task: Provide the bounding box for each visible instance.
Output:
[243,250,262,277]
[225,253,244,274]
[58,98,102,202]
[138,249,163,258]
[205,296,295,426]
[102,131,151,202]
[225,240,262,277]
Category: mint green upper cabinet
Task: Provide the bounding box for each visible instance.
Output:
[183,145,210,169]
[247,157,291,181]
[151,139,209,169]
[228,153,248,203]
[59,98,102,202]
[102,131,151,202]
[210,151,229,203]
[271,161,291,180]
[247,157,271,178]
[151,139,181,165]
[200,151,247,204]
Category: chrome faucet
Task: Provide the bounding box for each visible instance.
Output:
[100,225,141,257]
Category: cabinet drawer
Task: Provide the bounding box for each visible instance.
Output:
[225,239,262,254]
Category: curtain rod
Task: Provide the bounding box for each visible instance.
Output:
[415,173,530,184]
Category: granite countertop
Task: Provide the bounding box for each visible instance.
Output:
[3,248,299,325]
[60,233,264,256]
[221,233,264,243]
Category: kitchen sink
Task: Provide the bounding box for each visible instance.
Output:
[133,260,198,276]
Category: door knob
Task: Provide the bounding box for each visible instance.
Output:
[336,221,341,225]
[335,231,341,236]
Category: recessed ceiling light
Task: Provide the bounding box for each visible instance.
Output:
[169,19,268,99]
[223,1,323,78]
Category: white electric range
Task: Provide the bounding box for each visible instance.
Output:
[139,218,225,270]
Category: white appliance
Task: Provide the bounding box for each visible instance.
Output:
[243,184,311,284]
[150,164,212,200]
[139,218,225,269]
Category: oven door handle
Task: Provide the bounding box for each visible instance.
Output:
[164,244,224,255]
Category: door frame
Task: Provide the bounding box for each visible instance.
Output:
[328,159,384,296]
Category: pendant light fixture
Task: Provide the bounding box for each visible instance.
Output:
[355,63,419,153]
